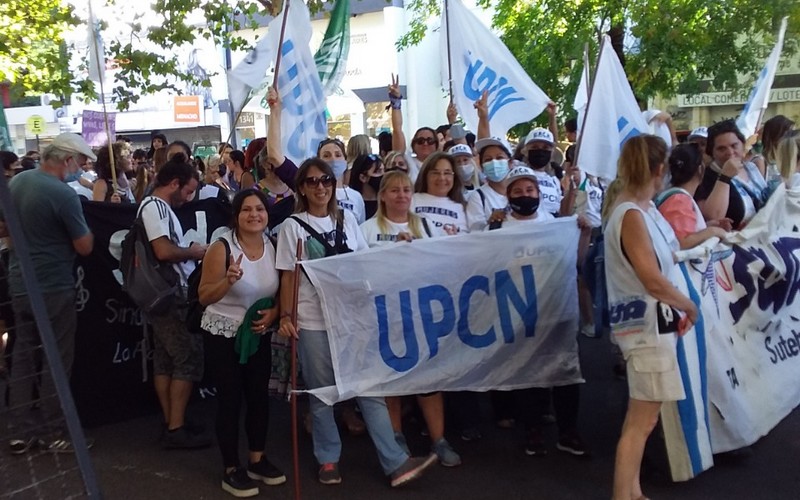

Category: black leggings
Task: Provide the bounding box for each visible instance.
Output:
[205,332,272,468]
[517,384,581,435]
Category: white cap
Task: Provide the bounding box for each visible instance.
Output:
[524,127,554,146]
[50,133,97,161]
[447,144,473,157]
[505,165,538,189]
[474,136,511,155]
[688,127,708,140]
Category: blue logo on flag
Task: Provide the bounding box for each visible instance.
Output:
[617,117,641,147]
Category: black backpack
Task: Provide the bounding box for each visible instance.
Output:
[184,238,231,333]
[119,198,180,316]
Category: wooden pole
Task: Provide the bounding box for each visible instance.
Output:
[290,237,303,500]
[88,0,117,191]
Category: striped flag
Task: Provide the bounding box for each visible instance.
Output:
[736,17,788,138]
[313,0,350,97]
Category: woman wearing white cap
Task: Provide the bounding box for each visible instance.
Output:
[464,137,513,231]
[447,144,480,193]
[411,152,469,234]
[523,128,564,217]
[485,165,589,458]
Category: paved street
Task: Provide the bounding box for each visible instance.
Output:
[6,335,800,499]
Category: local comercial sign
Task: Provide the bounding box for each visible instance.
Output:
[174,96,201,123]
[678,87,800,108]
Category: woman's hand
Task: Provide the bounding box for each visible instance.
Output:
[708,218,733,232]
[577,214,591,230]
[226,254,244,285]
[278,316,299,339]
[396,231,414,243]
[677,302,698,336]
[388,73,402,99]
[446,101,458,124]
[251,305,279,335]
[267,86,280,108]
[473,90,489,120]
[721,158,743,178]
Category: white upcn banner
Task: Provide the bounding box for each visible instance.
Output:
[300,218,583,405]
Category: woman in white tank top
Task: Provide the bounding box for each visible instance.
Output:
[198,190,284,496]
[604,136,698,500]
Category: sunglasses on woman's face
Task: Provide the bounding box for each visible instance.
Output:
[413,137,437,146]
[303,175,335,187]
[386,165,408,173]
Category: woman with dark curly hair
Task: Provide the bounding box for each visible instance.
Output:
[92,142,135,203]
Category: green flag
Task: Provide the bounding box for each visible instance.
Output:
[313,0,350,97]
[0,100,13,152]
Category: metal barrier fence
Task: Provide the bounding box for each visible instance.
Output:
[0,167,101,498]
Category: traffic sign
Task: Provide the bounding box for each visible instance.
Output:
[26,115,46,135]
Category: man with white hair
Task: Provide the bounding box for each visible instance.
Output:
[0,133,95,454]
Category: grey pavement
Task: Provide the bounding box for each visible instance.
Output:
[7,335,800,499]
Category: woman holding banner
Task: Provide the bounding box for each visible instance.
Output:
[359,170,460,467]
[605,135,697,500]
[657,143,731,247]
[412,152,469,234]
[198,189,285,497]
[276,159,436,487]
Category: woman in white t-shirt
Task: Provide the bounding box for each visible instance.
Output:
[317,138,366,224]
[411,152,468,234]
[466,137,514,231]
[359,171,460,466]
[198,190,284,496]
[276,159,433,486]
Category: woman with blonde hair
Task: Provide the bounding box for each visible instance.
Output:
[343,134,372,185]
[384,151,411,176]
[605,135,697,500]
[776,132,800,189]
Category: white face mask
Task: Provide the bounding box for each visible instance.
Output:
[482,159,510,183]
[458,160,475,183]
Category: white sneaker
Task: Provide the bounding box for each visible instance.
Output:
[580,323,598,338]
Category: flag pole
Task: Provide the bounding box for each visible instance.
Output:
[88,0,117,191]
[572,38,607,171]
[444,0,454,101]
[290,237,303,500]
[272,0,291,88]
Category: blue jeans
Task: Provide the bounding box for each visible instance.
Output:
[298,329,408,475]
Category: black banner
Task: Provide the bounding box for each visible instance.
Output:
[72,198,231,427]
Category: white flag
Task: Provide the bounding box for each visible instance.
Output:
[87,2,105,82]
[573,65,588,133]
[268,1,328,165]
[227,34,276,115]
[577,35,648,180]
[736,17,788,139]
[441,0,550,136]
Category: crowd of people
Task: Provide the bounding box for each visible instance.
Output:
[0,79,798,499]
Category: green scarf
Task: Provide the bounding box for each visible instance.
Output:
[234,297,274,364]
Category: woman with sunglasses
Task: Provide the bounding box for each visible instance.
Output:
[388,75,440,183]
[411,152,469,234]
[318,138,366,224]
[276,159,436,487]
[359,170,461,467]
[348,154,384,220]
[384,151,411,175]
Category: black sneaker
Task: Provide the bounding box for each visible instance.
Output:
[46,437,95,454]
[524,429,548,456]
[247,456,286,486]
[460,427,483,442]
[389,454,437,488]
[222,467,259,498]
[556,433,590,457]
[163,427,211,450]
[8,438,43,455]
[318,462,342,485]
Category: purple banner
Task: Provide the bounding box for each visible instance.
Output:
[82,110,116,147]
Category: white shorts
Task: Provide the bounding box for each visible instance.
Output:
[625,346,685,402]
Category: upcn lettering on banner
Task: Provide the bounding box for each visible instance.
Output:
[174,96,201,123]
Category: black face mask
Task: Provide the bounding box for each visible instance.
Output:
[367,175,383,193]
[527,149,551,169]
[509,196,540,216]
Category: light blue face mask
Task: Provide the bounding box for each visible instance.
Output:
[482,159,510,183]
[330,159,347,180]
[64,172,82,183]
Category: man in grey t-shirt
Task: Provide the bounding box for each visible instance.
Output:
[0,134,95,454]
